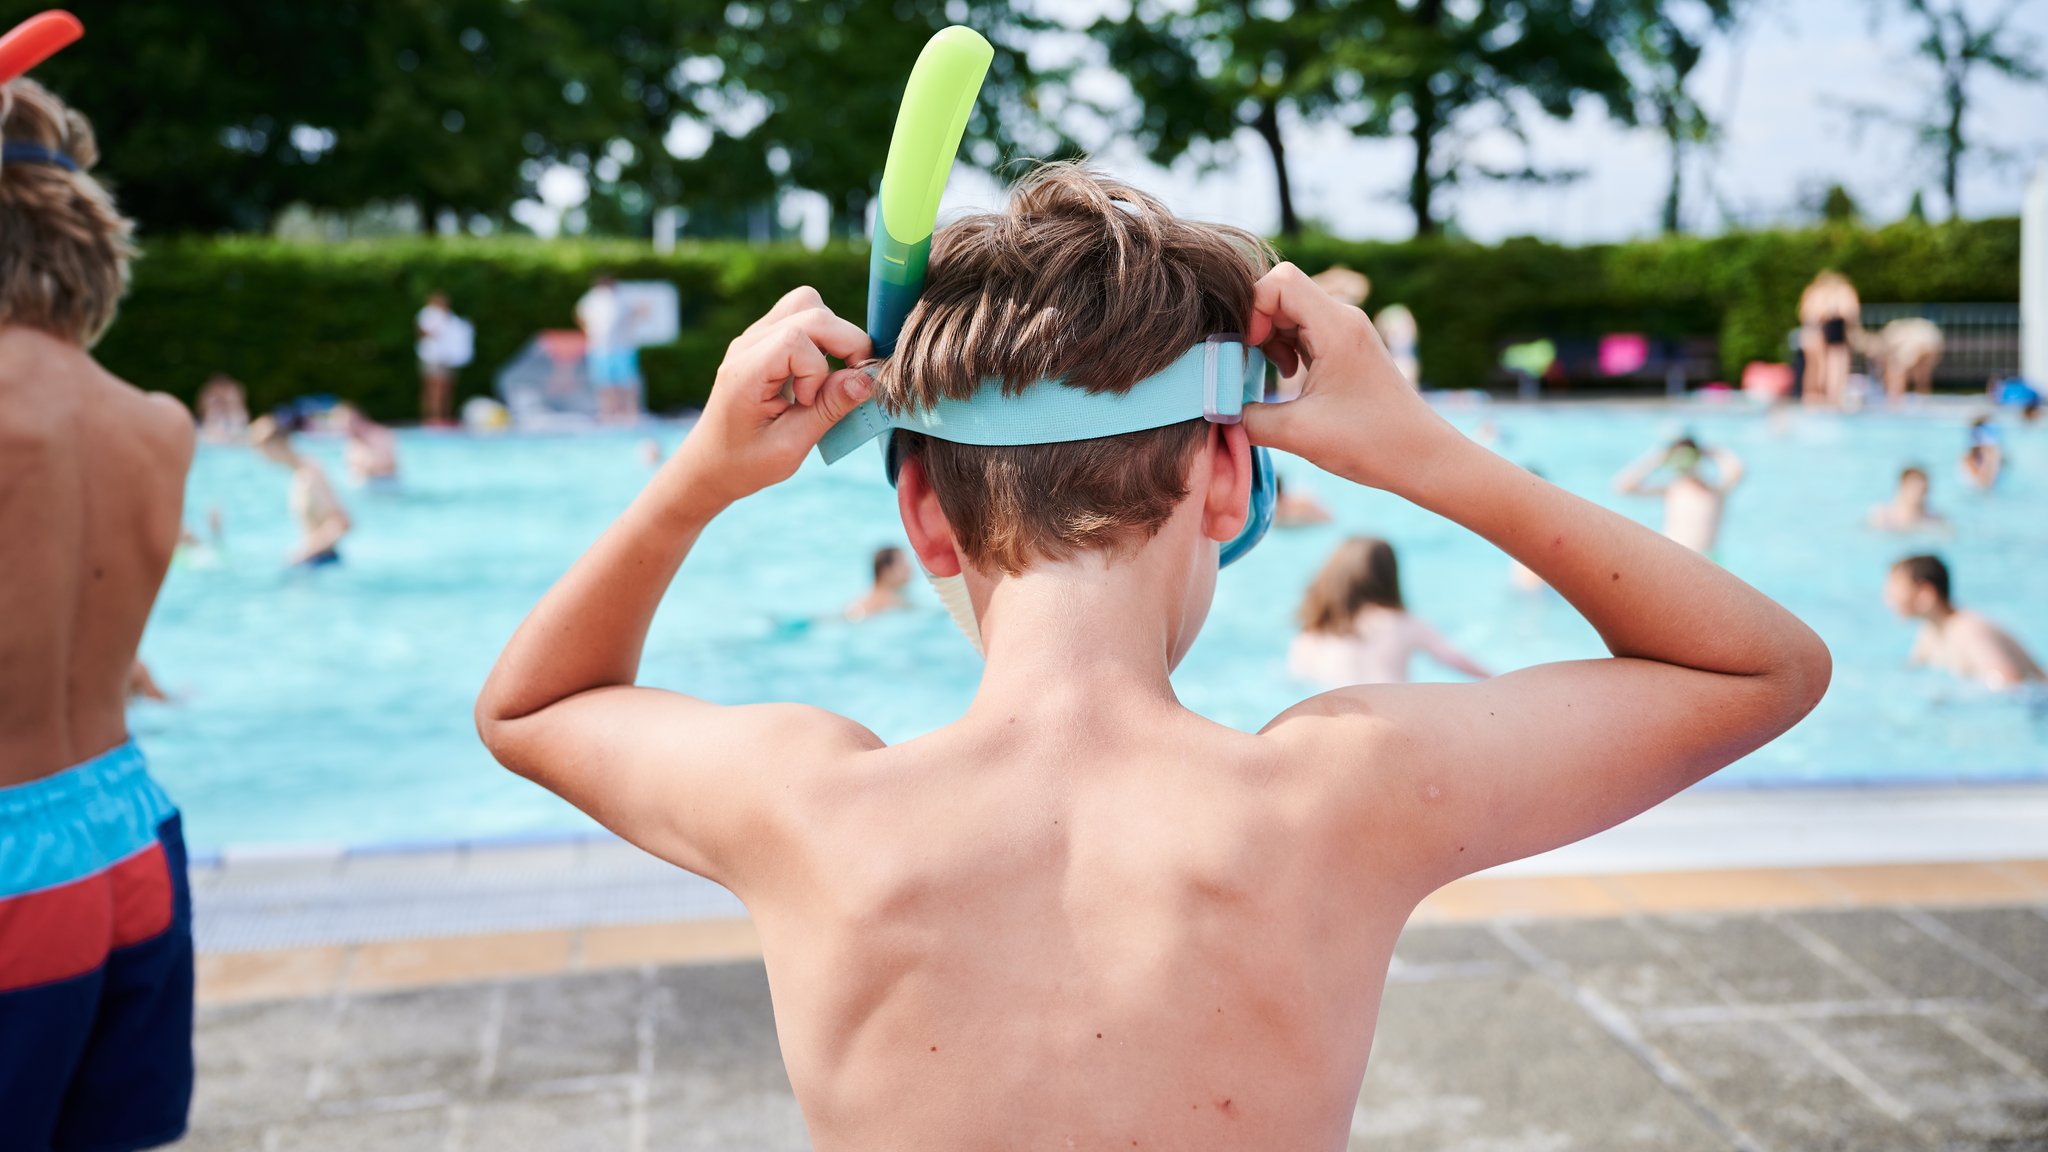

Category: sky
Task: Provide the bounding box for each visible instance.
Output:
[527,0,2048,245]
[933,0,2048,244]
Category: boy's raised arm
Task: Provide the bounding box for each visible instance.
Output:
[475,288,882,888]
[1248,265,1830,893]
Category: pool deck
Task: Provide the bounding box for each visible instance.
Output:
[177,784,2048,1149]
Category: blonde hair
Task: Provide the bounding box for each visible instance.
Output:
[0,78,134,346]
[882,162,1275,575]
[1298,537,1404,635]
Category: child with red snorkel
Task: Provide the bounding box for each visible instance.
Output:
[0,15,199,1150]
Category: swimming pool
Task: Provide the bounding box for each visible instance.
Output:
[137,401,2048,851]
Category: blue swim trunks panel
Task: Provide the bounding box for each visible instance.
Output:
[0,741,194,1152]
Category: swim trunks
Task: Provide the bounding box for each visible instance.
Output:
[298,547,342,568]
[0,741,194,1151]
[587,348,638,387]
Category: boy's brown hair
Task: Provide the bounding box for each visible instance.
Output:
[881,163,1274,574]
[0,78,135,347]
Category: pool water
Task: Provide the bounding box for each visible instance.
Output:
[138,402,2048,851]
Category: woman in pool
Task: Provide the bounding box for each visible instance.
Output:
[1289,537,1492,686]
[249,413,351,567]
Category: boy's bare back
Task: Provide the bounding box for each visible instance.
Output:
[0,327,191,783]
[480,182,1828,1149]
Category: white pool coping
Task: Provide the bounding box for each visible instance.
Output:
[1491,781,2048,876]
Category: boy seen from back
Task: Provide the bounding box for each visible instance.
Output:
[478,166,1830,1149]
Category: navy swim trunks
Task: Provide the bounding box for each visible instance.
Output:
[0,740,194,1151]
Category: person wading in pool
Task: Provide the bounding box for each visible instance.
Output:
[0,72,198,1150]
[1613,435,1745,558]
[845,545,913,621]
[1885,554,2044,690]
[477,165,1830,1150]
[249,412,352,567]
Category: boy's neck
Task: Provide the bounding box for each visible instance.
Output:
[968,554,1191,724]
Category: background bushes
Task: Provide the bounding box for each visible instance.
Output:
[100,217,2020,422]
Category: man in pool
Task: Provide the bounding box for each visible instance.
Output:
[1614,434,1745,557]
[477,165,1830,1149]
[0,75,197,1150]
[1885,554,2043,690]
[844,545,912,621]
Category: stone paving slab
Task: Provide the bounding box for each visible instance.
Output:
[173,904,2048,1151]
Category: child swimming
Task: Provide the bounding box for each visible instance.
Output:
[477,164,1830,1149]
[1614,434,1744,557]
[1289,537,1491,685]
[1867,464,1948,534]
[1885,554,2043,689]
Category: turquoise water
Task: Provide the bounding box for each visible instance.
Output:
[136,401,2048,851]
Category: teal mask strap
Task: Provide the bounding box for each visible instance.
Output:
[817,336,1266,464]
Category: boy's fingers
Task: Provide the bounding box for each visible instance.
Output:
[1248,262,1343,348]
[789,368,875,441]
[1240,399,1296,451]
[730,286,829,355]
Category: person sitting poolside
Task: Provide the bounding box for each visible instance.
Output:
[1614,435,1745,558]
[249,413,351,567]
[1867,465,1948,534]
[1885,554,2043,690]
[474,164,1830,1150]
[195,371,248,442]
[844,545,912,621]
[1289,537,1490,686]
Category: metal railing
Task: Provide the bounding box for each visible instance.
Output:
[1861,303,2021,384]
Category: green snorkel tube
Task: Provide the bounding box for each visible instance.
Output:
[818,25,1275,577]
[865,25,991,358]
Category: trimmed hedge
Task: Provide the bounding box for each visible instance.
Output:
[97,218,2020,422]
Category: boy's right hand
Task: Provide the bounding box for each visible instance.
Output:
[1242,262,1458,493]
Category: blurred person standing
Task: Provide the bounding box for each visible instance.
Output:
[415,291,470,425]
[195,371,248,442]
[1797,270,1861,407]
[0,73,198,1150]
[577,272,638,423]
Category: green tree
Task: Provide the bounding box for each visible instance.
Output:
[1618,0,1744,234]
[1341,0,1640,237]
[16,0,611,233]
[1092,0,1348,238]
[1866,0,2044,219]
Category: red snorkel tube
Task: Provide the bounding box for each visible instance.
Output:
[0,10,83,86]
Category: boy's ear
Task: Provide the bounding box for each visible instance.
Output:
[1201,423,1254,546]
[896,454,964,578]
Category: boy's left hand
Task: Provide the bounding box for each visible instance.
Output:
[677,286,874,505]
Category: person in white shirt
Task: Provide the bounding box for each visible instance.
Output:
[416,292,461,424]
[1289,536,1492,686]
[576,274,637,423]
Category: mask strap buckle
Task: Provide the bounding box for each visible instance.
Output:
[1203,333,1260,425]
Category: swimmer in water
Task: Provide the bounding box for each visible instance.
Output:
[338,403,399,486]
[1289,537,1491,686]
[1960,416,2003,490]
[250,413,351,567]
[1273,475,1333,527]
[1867,465,1948,534]
[1885,554,2044,690]
[1614,435,1744,557]
[844,545,912,621]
